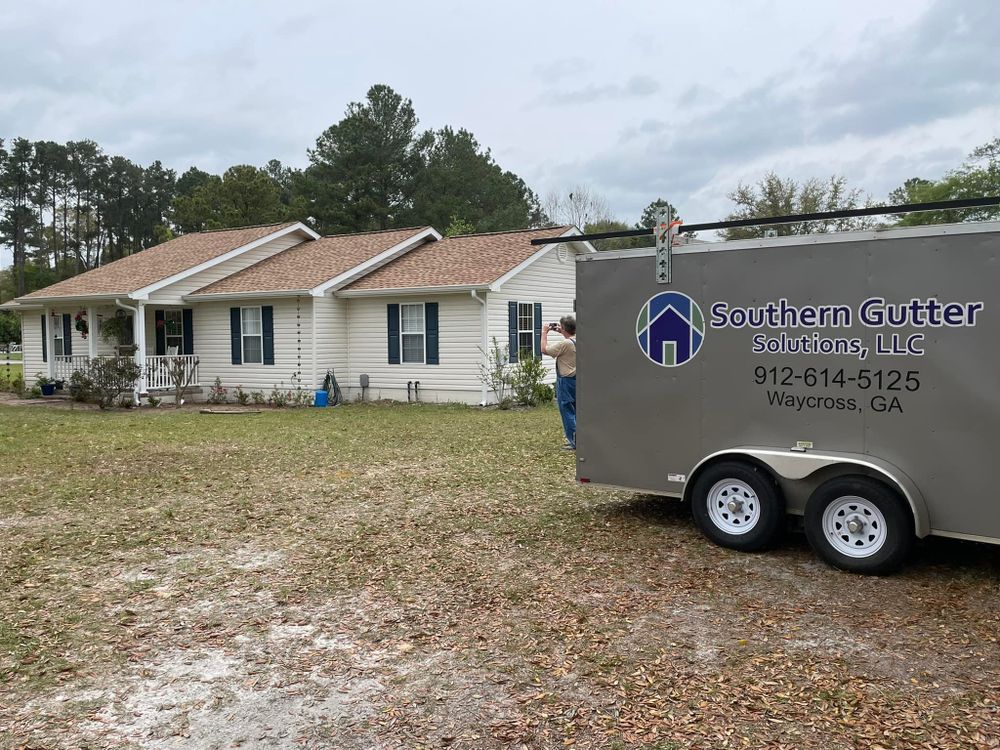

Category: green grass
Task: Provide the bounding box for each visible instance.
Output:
[1,402,997,749]
[2,352,22,361]
[0,361,22,389]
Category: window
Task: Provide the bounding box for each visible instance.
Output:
[400,303,425,363]
[241,307,263,364]
[517,302,534,359]
[164,310,183,354]
[53,320,65,356]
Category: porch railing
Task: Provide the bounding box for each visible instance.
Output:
[146,354,199,390]
[52,354,200,390]
[54,355,91,381]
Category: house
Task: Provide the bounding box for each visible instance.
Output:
[3,221,594,404]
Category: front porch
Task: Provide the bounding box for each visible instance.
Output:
[38,301,198,397]
[53,354,201,392]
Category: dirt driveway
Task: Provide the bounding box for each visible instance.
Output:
[1,404,998,749]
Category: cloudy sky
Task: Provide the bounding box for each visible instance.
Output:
[2,0,998,267]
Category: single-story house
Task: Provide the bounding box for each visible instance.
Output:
[3,221,593,404]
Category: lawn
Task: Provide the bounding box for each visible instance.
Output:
[1,403,998,749]
[0,362,22,389]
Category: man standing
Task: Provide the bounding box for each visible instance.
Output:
[541,315,577,450]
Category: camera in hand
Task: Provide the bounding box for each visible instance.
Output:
[548,322,559,331]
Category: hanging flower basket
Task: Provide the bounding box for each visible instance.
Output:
[74,310,89,340]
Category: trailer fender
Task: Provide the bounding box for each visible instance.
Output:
[684,448,931,538]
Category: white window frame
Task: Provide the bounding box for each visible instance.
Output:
[53,317,65,357]
[400,302,426,365]
[240,306,263,365]
[517,302,535,361]
[164,309,184,354]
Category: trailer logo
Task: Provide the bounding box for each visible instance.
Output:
[636,292,705,367]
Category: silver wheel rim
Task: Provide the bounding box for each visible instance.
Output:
[707,479,761,535]
[822,495,888,558]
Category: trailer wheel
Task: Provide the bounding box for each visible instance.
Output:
[690,461,784,552]
[804,477,913,575]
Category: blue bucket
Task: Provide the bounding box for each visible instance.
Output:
[314,390,329,408]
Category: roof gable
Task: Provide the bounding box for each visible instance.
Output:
[343,225,576,292]
[189,227,438,298]
[17,222,311,301]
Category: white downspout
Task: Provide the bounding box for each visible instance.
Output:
[116,298,145,402]
[471,290,488,405]
[87,306,97,360]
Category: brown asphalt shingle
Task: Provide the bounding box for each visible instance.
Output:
[191,227,434,296]
[18,222,300,300]
[344,225,573,291]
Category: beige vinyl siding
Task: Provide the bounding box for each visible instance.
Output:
[148,233,310,304]
[312,294,348,389]
[488,245,578,387]
[192,297,313,394]
[345,293,483,404]
[20,312,43,385]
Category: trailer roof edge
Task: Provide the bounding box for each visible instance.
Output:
[576,220,1000,261]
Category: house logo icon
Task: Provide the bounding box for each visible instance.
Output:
[636,291,705,367]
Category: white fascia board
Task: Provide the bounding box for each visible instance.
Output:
[488,227,589,292]
[10,293,121,306]
[337,283,490,298]
[182,289,310,302]
[309,227,442,297]
[130,223,318,300]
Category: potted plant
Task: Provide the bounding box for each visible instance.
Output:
[36,373,56,396]
[99,313,136,355]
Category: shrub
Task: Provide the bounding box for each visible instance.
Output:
[250,390,266,405]
[69,371,94,403]
[87,357,142,409]
[268,385,288,408]
[534,383,555,404]
[28,384,42,399]
[207,377,228,404]
[146,395,162,408]
[479,337,511,406]
[509,355,548,407]
[234,385,249,406]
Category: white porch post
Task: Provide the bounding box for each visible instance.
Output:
[87,306,97,360]
[310,295,318,388]
[135,302,147,397]
[44,306,55,379]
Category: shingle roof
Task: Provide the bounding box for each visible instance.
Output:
[18,222,300,300]
[345,225,574,291]
[191,227,433,296]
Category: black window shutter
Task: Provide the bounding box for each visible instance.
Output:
[261,306,274,365]
[182,308,194,355]
[425,302,439,365]
[230,307,242,365]
[62,314,72,356]
[154,309,166,355]
[507,301,518,363]
[41,315,47,362]
[387,304,400,364]
[533,303,542,359]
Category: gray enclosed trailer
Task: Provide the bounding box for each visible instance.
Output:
[572,221,999,573]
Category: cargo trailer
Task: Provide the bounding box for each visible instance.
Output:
[535,207,1000,574]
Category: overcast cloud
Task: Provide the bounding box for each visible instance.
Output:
[2,0,998,267]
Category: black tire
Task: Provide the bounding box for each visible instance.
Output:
[804,476,913,575]
[690,461,785,552]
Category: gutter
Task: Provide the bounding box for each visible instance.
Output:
[338,284,491,298]
[471,290,488,405]
[183,289,312,302]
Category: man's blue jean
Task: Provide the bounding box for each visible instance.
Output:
[556,374,577,448]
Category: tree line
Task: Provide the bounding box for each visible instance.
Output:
[0,84,547,302]
[1,76,997,318]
